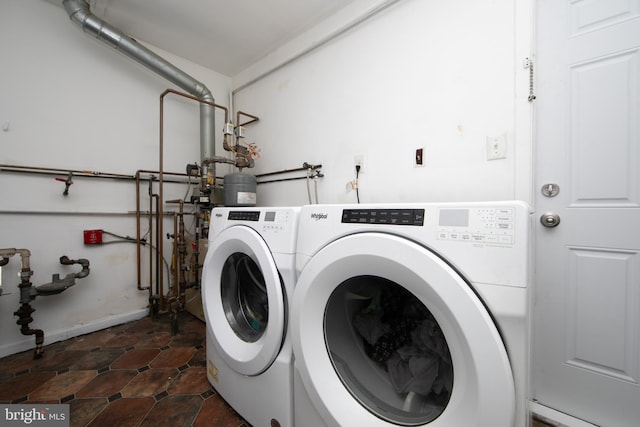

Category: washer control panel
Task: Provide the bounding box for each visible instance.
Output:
[437,207,515,245]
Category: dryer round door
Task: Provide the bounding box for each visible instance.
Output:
[202,225,286,376]
[292,232,515,426]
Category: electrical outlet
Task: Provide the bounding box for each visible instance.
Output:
[486,135,507,160]
[354,155,365,172]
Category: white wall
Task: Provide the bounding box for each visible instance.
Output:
[0,0,232,357]
[233,0,533,207]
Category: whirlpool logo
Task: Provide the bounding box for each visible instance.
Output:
[310,212,328,221]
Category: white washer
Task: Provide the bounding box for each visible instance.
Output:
[292,202,531,427]
[202,206,300,427]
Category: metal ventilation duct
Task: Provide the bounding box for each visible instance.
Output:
[62,0,216,162]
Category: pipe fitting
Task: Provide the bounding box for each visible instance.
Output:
[1,249,90,358]
[14,303,44,359]
[54,172,74,196]
[0,248,31,270]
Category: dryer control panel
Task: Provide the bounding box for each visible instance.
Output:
[341,209,425,226]
[437,207,515,245]
[297,202,530,287]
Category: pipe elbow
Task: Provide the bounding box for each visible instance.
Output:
[75,259,91,279]
[0,248,31,269]
[59,255,91,279]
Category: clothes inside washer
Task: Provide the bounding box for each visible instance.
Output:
[353,285,453,399]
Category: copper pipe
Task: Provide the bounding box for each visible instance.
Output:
[0,163,191,184]
[161,89,228,123]
[178,201,186,302]
[257,176,319,185]
[255,164,322,178]
[149,180,156,300]
[167,200,178,296]
[172,211,179,300]
[156,89,260,315]
[166,199,187,310]
[0,164,190,185]
[154,196,163,308]
[159,93,165,312]
[167,200,186,293]
[0,164,132,180]
[135,170,148,293]
[236,111,260,127]
[157,89,229,314]
[135,169,195,295]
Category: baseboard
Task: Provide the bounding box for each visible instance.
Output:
[529,401,599,427]
[0,309,149,358]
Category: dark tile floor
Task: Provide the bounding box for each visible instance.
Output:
[0,311,558,427]
[0,311,250,427]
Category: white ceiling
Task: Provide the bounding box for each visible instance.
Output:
[53,0,359,76]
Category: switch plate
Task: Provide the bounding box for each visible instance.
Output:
[486,135,507,160]
[415,148,424,167]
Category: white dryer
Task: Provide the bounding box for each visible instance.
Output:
[292,202,531,427]
[202,206,300,427]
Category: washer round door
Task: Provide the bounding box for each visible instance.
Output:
[202,225,286,376]
[291,233,515,426]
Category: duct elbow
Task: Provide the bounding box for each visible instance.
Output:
[64,0,122,48]
[197,86,214,102]
[63,0,89,27]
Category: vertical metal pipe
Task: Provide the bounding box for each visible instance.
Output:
[148,179,155,297]
[154,194,161,307]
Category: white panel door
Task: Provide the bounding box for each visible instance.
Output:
[533,0,640,425]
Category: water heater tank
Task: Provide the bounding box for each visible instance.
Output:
[223,173,257,207]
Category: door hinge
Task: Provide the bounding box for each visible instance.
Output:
[524,57,536,102]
